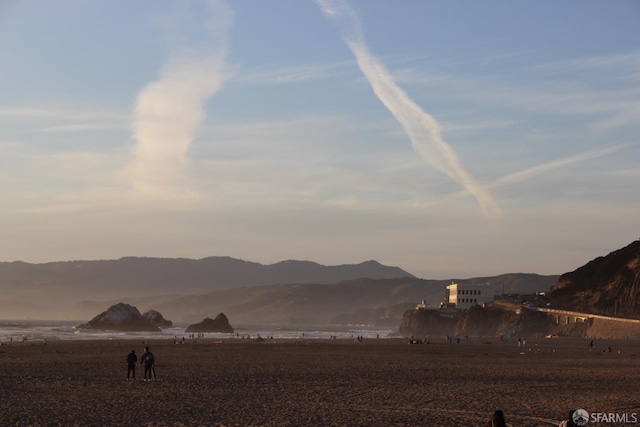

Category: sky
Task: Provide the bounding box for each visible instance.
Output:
[0,0,639,279]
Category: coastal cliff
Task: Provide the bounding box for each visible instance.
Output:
[398,304,553,338]
[550,240,640,318]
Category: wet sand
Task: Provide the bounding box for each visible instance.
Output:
[0,336,638,426]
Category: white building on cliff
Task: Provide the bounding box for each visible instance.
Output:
[444,282,493,309]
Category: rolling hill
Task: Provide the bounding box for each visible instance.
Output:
[74,273,558,324]
[0,256,412,319]
[0,255,559,323]
[549,239,640,318]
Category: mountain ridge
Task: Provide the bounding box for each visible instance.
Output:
[0,256,414,295]
[0,256,414,320]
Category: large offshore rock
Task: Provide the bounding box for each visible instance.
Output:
[77,303,160,332]
[186,313,234,333]
[143,309,173,329]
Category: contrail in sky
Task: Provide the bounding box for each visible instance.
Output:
[317,0,502,219]
[490,144,626,187]
[129,0,233,198]
[419,144,627,208]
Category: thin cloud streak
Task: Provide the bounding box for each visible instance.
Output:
[40,123,127,133]
[491,144,628,187]
[316,0,502,219]
[236,61,352,85]
[128,0,234,198]
[533,51,640,75]
[0,106,125,122]
[469,83,640,131]
[417,144,628,208]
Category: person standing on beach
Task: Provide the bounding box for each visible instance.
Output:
[140,346,155,381]
[487,410,507,427]
[126,350,137,381]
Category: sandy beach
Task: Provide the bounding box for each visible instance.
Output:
[0,336,638,426]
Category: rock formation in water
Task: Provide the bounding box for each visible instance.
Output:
[77,303,160,332]
[186,313,234,333]
[142,309,173,329]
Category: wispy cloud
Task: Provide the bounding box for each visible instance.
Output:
[0,106,125,122]
[128,0,234,198]
[441,119,516,134]
[461,52,640,131]
[390,68,448,85]
[0,106,128,136]
[534,51,640,77]
[416,144,628,208]
[317,0,502,219]
[40,123,127,133]
[490,145,627,188]
[236,61,352,85]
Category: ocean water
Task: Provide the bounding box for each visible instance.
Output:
[0,320,396,342]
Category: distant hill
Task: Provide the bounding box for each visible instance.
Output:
[73,273,558,324]
[0,257,412,296]
[0,255,559,323]
[549,240,640,318]
[0,256,413,319]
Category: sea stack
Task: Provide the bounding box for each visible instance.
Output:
[142,309,173,329]
[77,303,160,332]
[186,313,234,333]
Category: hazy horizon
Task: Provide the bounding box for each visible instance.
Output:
[1,1,638,279]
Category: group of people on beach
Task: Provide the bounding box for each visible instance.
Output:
[125,346,156,381]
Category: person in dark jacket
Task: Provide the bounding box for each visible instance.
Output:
[140,346,155,381]
[126,350,137,380]
[487,410,507,427]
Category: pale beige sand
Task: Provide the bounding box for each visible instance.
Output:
[0,336,638,426]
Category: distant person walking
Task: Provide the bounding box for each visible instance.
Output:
[140,346,155,381]
[126,350,137,381]
[487,410,507,427]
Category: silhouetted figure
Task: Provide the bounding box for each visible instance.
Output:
[126,350,137,380]
[140,346,155,381]
[487,410,507,427]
